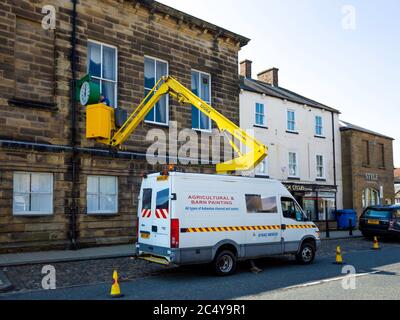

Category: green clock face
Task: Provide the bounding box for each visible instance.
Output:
[80,81,91,106]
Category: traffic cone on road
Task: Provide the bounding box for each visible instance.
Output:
[333,246,344,264]
[109,270,124,298]
[372,237,381,250]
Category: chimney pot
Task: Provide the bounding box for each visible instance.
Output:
[240,60,252,79]
[257,68,279,86]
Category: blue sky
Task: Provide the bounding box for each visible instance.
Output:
[158,0,400,167]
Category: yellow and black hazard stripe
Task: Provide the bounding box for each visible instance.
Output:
[181,224,315,233]
[286,224,315,229]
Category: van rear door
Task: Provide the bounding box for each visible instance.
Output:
[139,177,171,250]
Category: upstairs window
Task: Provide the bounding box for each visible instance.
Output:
[13,172,53,215]
[315,116,323,136]
[144,56,169,125]
[191,70,211,131]
[288,152,299,178]
[87,40,117,107]
[255,103,266,127]
[316,155,325,179]
[287,110,296,132]
[87,176,118,214]
[255,158,269,177]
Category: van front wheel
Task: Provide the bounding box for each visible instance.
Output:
[296,242,315,265]
[214,250,237,276]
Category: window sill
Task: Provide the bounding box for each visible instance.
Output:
[87,212,118,216]
[255,175,270,179]
[144,120,169,128]
[254,125,268,130]
[314,135,326,139]
[316,178,327,182]
[8,98,57,111]
[286,131,299,135]
[288,177,301,181]
[13,213,54,217]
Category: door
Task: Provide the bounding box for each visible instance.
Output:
[139,181,171,249]
[280,196,308,253]
[244,194,283,257]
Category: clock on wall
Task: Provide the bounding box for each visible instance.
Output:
[76,74,100,106]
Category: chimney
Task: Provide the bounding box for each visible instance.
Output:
[257,68,279,86]
[240,60,252,78]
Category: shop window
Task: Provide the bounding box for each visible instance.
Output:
[362,188,379,208]
[192,70,211,131]
[87,176,118,214]
[13,172,53,215]
[144,56,168,125]
[87,40,117,107]
[246,195,277,213]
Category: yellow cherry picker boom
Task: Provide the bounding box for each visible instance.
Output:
[83,75,267,174]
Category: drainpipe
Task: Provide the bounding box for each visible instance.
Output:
[69,0,78,250]
[328,111,339,238]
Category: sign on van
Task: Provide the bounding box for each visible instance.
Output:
[184,193,240,213]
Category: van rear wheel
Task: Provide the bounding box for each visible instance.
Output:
[296,242,315,265]
[214,250,237,276]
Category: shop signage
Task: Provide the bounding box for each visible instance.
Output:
[284,184,313,192]
[365,173,379,181]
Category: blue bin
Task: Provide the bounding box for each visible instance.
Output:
[335,210,357,230]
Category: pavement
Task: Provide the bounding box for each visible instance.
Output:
[0,230,361,268]
[1,239,399,300]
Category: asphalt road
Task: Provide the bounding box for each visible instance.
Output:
[1,242,400,300]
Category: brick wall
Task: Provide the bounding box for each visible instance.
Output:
[341,129,395,217]
[0,0,248,252]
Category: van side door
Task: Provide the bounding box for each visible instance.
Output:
[244,194,283,257]
[280,196,309,253]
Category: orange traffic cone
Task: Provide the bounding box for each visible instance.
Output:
[372,237,381,250]
[109,270,124,298]
[333,246,344,264]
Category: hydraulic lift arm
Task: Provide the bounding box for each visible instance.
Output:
[87,76,268,174]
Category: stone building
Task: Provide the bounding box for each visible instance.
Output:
[0,0,249,252]
[239,60,343,231]
[340,121,395,217]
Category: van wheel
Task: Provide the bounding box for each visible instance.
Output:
[296,242,315,265]
[214,250,237,276]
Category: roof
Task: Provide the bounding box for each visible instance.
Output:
[339,121,394,140]
[240,77,340,113]
[136,0,250,47]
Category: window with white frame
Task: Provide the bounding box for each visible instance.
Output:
[315,116,323,136]
[288,152,298,177]
[316,155,325,179]
[287,110,296,132]
[13,172,53,215]
[255,103,266,127]
[87,176,118,214]
[87,40,117,107]
[255,158,269,176]
[191,70,211,131]
[144,56,169,125]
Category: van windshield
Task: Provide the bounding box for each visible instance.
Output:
[364,209,392,219]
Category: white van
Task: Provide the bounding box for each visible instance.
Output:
[136,171,321,276]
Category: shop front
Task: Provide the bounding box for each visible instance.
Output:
[283,183,337,223]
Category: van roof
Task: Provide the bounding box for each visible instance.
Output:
[146,172,282,184]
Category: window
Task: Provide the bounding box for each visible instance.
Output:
[87,176,118,214]
[13,172,53,215]
[362,188,379,208]
[362,140,370,166]
[141,189,152,217]
[378,143,385,167]
[246,195,277,213]
[191,70,211,131]
[315,116,323,136]
[156,189,170,218]
[255,158,269,177]
[288,152,298,177]
[255,103,266,127]
[287,110,296,132]
[281,197,306,221]
[87,40,117,107]
[144,56,168,125]
[316,155,325,179]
